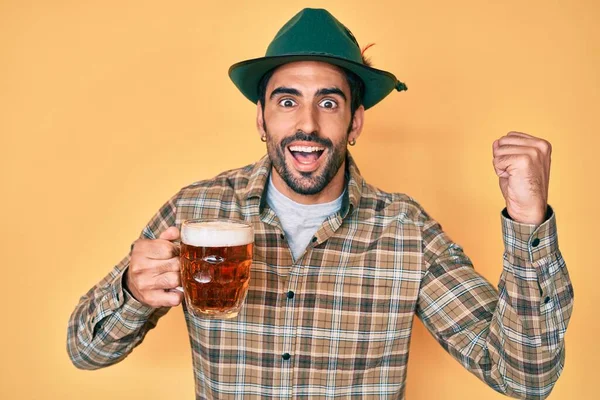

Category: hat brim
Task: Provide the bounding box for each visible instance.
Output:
[228,54,399,110]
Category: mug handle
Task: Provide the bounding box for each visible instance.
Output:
[171,239,184,293]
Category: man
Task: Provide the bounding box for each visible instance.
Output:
[67,8,573,399]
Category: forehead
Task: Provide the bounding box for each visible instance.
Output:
[267,61,349,92]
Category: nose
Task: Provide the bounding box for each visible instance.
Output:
[295,104,319,135]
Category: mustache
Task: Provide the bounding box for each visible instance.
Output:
[280,131,333,150]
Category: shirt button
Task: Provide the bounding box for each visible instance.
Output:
[544,296,551,304]
[280,233,285,240]
[287,291,295,299]
[312,236,318,243]
[282,353,291,360]
[532,238,540,247]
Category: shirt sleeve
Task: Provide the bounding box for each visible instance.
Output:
[415,205,574,400]
[66,192,179,370]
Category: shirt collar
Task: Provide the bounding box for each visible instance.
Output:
[243,152,364,218]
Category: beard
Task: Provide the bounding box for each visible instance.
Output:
[264,123,351,196]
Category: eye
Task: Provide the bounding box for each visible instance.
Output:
[319,99,338,109]
[278,98,297,108]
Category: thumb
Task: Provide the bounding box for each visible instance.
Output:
[159,226,180,241]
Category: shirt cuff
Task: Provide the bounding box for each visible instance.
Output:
[501,205,558,263]
[91,267,155,331]
[116,267,156,318]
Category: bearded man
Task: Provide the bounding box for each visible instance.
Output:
[68,8,573,400]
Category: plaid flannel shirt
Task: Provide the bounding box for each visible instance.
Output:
[67,153,574,399]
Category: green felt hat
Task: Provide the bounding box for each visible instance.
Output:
[228,8,407,110]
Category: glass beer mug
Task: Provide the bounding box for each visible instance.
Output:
[179,219,254,319]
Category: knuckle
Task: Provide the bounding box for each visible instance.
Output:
[155,240,168,251]
[158,274,177,288]
[542,140,552,154]
[158,262,170,274]
[132,238,148,253]
[148,244,161,258]
[160,259,179,273]
[129,260,143,274]
[155,242,172,258]
[528,148,540,159]
[128,259,138,271]
[165,274,177,287]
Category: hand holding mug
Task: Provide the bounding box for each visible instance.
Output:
[125,227,184,308]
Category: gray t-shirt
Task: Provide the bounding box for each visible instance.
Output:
[266,176,344,261]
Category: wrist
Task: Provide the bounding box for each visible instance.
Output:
[122,268,140,302]
[506,205,548,226]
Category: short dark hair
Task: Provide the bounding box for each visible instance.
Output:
[257,65,365,118]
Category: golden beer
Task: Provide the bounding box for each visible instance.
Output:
[180,220,254,319]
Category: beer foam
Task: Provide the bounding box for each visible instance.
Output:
[182,221,254,247]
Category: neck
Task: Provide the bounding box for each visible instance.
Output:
[270,161,346,205]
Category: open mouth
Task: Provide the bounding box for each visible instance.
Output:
[288,145,326,165]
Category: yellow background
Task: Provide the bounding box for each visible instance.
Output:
[1,0,597,398]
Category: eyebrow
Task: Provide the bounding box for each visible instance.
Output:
[315,87,347,101]
[269,86,347,102]
[269,87,301,100]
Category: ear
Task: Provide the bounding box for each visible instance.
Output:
[348,105,365,143]
[256,101,266,139]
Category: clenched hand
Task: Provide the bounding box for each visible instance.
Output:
[492,131,552,226]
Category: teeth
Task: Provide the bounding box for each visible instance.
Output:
[289,145,324,153]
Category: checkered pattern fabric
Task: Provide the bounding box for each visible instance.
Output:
[67,153,573,399]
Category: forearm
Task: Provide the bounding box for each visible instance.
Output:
[485,207,573,397]
[436,253,572,399]
[66,262,169,370]
[484,256,570,398]
[417,206,574,399]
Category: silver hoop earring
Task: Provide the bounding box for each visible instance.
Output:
[261,135,267,142]
[348,139,356,146]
